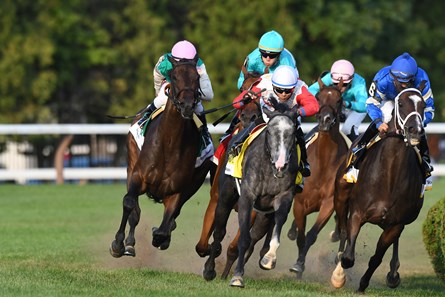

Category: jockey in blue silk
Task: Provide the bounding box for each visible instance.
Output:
[308,59,368,141]
[345,52,435,191]
[237,30,297,91]
[137,40,214,147]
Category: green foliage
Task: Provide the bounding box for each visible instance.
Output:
[423,197,445,282]
[0,0,444,124]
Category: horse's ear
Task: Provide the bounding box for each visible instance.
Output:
[241,61,248,76]
[393,78,404,93]
[336,77,344,90]
[317,77,325,89]
[168,54,177,66]
[268,96,279,109]
[264,67,269,74]
[193,54,199,65]
[263,106,273,118]
[418,80,427,93]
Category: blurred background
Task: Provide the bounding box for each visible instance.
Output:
[0,0,444,183]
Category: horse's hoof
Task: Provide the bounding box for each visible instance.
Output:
[331,261,346,288]
[229,275,244,288]
[329,230,340,242]
[203,269,216,281]
[124,245,136,257]
[152,228,170,250]
[386,272,400,288]
[109,241,124,258]
[289,263,304,275]
[259,255,276,270]
[287,228,297,241]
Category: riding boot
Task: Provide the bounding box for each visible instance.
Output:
[197,113,213,148]
[344,119,379,183]
[418,135,433,190]
[351,119,380,164]
[228,122,256,158]
[296,126,310,177]
[137,104,157,128]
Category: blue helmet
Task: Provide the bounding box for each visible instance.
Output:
[390,52,418,83]
[258,30,284,53]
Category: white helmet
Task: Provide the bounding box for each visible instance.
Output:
[271,65,299,89]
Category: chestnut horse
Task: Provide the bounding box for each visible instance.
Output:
[288,79,350,278]
[331,82,427,293]
[203,99,301,288]
[110,55,214,257]
[195,71,263,259]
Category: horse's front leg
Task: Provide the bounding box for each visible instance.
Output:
[260,193,293,270]
[110,180,142,258]
[230,196,254,288]
[123,197,141,256]
[152,194,181,250]
[358,225,404,293]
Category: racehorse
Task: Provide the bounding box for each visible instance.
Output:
[330,82,427,293]
[288,79,350,278]
[195,71,263,258]
[203,99,300,288]
[110,55,215,257]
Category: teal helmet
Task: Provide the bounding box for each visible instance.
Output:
[258,30,284,53]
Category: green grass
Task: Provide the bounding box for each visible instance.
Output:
[0,179,444,296]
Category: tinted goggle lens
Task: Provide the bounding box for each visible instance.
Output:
[260,50,280,59]
[273,86,294,94]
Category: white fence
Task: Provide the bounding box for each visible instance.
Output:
[0,123,444,182]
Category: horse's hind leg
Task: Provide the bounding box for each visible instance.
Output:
[292,201,334,279]
[123,197,140,256]
[196,163,221,257]
[358,225,404,293]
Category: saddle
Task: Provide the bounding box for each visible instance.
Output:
[129,106,212,168]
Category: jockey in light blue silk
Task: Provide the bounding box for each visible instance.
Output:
[308,59,368,140]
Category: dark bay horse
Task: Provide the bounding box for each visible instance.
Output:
[288,79,350,278]
[110,55,214,257]
[195,71,263,259]
[331,82,427,293]
[203,99,300,288]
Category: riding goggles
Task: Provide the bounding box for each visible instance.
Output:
[273,86,294,94]
[260,50,280,59]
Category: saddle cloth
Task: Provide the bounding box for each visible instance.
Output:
[225,124,302,185]
[129,106,214,168]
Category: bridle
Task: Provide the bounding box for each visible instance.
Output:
[393,88,424,142]
[167,59,201,112]
[316,86,343,129]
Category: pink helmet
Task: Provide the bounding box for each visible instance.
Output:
[330,59,355,83]
[171,40,197,60]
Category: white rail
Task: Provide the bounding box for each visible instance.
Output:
[0,123,444,182]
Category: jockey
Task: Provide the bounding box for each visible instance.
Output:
[308,59,368,141]
[237,30,297,91]
[230,65,319,177]
[345,52,435,190]
[138,40,214,147]
[225,31,298,139]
